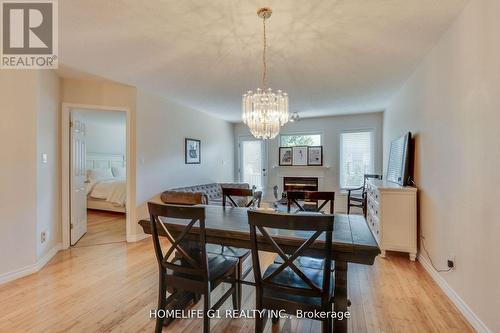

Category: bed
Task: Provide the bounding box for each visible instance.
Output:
[86,153,126,213]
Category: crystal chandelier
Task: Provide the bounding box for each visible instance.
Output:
[242,7,289,140]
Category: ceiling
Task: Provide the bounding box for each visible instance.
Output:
[59,0,467,122]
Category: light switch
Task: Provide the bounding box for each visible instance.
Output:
[41,153,48,164]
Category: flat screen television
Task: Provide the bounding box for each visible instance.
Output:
[387,132,412,186]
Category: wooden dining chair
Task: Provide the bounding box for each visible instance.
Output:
[248,210,334,333]
[345,174,382,216]
[219,187,261,303]
[222,187,262,208]
[161,189,251,310]
[148,203,239,333]
[286,191,335,214]
[278,191,336,272]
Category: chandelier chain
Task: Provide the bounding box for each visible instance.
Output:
[262,16,267,89]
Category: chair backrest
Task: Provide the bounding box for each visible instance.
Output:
[148,202,209,281]
[286,191,335,214]
[248,210,334,303]
[222,187,261,208]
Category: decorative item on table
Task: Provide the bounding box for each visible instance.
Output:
[185,138,201,164]
[255,201,276,212]
[307,146,323,166]
[279,147,293,166]
[292,146,308,166]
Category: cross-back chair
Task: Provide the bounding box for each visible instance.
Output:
[222,187,262,208]
[277,191,336,271]
[248,210,334,333]
[286,191,335,214]
[148,203,239,333]
[161,189,252,310]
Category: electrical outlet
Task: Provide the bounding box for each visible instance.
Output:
[41,231,47,243]
[447,255,455,269]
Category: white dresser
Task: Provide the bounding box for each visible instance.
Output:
[365,179,417,261]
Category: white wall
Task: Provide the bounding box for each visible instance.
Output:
[135,90,235,218]
[234,112,384,212]
[80,110,126,155]
[0,70,60,281]
[36,71,61,258]
[383,0,500,331]
[0,71,39,278]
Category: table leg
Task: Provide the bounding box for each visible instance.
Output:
[163,240,201,327]
[163,289,196,326]
[334,260,348,333]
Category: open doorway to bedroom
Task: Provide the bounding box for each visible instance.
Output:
[61,104,132,248]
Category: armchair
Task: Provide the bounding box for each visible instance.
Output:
[345,174,382,216]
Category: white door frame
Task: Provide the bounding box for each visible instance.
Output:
[61,103,136,249]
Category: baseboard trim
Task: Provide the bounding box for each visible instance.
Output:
[418,254,491,333]
[36,243,62,270]
[0,243,62,285]
[126,232,150,242]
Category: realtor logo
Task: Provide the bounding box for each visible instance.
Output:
[1,0,58,69]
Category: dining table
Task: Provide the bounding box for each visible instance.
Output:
[139,205,380,333]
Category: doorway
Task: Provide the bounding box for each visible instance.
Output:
[61,104,134,249]
[238,137,267,190]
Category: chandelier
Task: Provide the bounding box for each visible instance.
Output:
[242,7,289,140]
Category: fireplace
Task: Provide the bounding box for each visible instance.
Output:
[283,177,319,192]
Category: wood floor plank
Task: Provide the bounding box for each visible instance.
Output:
[0,212,474,332]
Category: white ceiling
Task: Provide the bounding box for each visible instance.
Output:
[59,0,467,122]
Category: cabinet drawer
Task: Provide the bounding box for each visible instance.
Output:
[367,199,380,219]
[373,224,380,242]
[371,215,380,242]
[367,185,380,202]
[367,210,380,243]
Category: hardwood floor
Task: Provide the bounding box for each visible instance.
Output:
[74,210,126,247]
[0,222,473,332]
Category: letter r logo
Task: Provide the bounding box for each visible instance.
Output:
[2,2,53,54]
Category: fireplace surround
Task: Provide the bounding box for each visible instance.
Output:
[283,177,319,192]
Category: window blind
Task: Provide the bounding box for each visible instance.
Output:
[340,131,374,188]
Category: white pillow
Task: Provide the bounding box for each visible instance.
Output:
[87,168,114,182]
[112,166,126,178]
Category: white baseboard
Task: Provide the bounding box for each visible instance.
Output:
[126,232,150,242]
[0,243,62,285]
[36,243,62,270]
[418,254,491,333]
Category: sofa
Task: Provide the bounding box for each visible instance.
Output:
[161,182,261,207]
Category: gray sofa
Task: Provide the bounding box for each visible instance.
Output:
[161,182,259,207]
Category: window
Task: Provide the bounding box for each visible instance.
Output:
[280,133,321,147]
[340,131,374,188]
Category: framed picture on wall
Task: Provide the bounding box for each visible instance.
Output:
[307,146,323,166]
[279,147,293,166]
[292,146,308,166]
[185,138,201,164]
